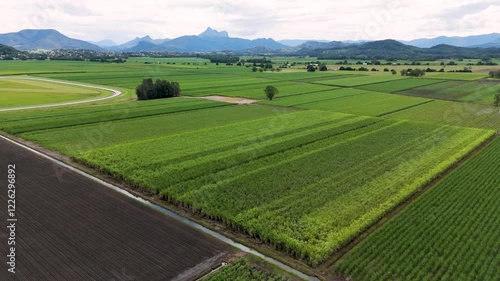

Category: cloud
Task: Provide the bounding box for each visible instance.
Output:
[0,0,498,43]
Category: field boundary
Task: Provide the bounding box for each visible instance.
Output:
[377,99,436,117]
[0,133,320,281]
[324,133,497,273]
[0,75,123,111]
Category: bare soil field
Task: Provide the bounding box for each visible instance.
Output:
[0,138,231,281]
[200,95,259,104]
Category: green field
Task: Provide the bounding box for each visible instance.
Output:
[0,97,231,134]
[398,79,500,104]
[334,138,500,281]
[0,77,110,108]
[0,58,499,279]
[261,89,431,116]
[315,74,406,87]
[357,78,445,93]
[9,102,492,265]
[385,100,500,131]
[422,72,488,80]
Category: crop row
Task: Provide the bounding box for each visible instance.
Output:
[20,106,286,153]
[261,89,431,117]
[258,88,369,107]
[69,109,494,265]
[292,91,430,116]
[386,100,500,131]
[356,78,444,93]
[334,138,500,281]
[175,123,491,265]
[314,75,406,87]
[399,79,500,104]
[0,98,227,134]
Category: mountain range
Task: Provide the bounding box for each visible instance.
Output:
[111,27,286,52]
[402,33,500,48]
[1,28,500,54]
[0,29,103,51]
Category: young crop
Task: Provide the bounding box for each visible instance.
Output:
[334,138,500,281]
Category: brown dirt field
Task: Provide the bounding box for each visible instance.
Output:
[200,96,259,104]
[0,138,231,281]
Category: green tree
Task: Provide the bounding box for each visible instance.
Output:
[391,69,397,75]
[136,78,180,100]
[495,93,500,107]
[307,64,316,72]
[319,63,328,71]
[264,85,278,100]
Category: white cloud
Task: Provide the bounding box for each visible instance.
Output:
[0,0,498,43]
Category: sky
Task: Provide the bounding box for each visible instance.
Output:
[1,0,499,44]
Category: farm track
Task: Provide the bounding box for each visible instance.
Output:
[0,76,122,112]
[0,135,320,281]
[0,136,230,281]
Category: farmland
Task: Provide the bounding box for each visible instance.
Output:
[0,77,110,108]
[1,58,499,280]
[397,79,500,104]
[3,101,493,265]
[333,138,500,281]
[260,89,432,116]
[0,137,230,280]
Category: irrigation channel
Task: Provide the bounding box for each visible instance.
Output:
[0,134,320,281]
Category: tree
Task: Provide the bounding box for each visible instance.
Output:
[252,66,258,72]
[264,85,278,100]
[495,93,500,107]
[136,78,180,100]
[319,63,328,71]
[307,64,316,72]
[391,69,397,75]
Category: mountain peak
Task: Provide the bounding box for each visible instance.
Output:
[198,27,228,38]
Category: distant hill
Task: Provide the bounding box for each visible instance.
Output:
[121,27,286,52]
[111,35,170,51]
[290,39,500,60]
[90,39,118,48]
[295,40,349,50]
[402,33,500,48]
[278,39,329,47]
[0,44,23,56]
[0,29,103,51]
[198,27,228,38]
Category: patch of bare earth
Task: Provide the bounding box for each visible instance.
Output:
[201,95,259,104]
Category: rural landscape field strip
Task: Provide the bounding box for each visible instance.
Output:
[0,98,228,134]
[398,79,500,104]
[356,78,445,93]
[79,113,371,190]
[18,106,289,152]
[290,91,431,116]
[0,76,119,110]
[171,123,491,265]
[422,72,488,80]
[0,137,230,281]
[314,75,406,87]
[258,88,370,107]
[26,98,493,266]
[385,100,500,131]
[333,138,500,281]
[2,57,499,280]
